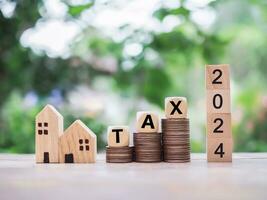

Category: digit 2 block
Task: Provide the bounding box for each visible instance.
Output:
[206,64,230,90]
[207,113,232,138]
[207,138,233,162]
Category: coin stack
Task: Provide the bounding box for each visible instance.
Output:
[134,132,162,162]
[106,146,134,163]
[134,112,162,162]
[106,126,134,163]
[162,97,191,163]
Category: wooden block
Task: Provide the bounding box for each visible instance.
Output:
[107,126,130,147]
[35,104,63,163]
[59,120,97,163]
[165,97,187,118]
[136,111,159,133]
[207,90,231,113]
[207,113,232,138]
[206,64,230,90]
[207,138,233,162]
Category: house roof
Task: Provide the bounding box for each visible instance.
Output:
[63,120,96,139]
[36,104,63,119]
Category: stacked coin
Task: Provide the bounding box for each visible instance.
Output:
[133,132,162,162]
[162,118,191,163]
[106,146,134,163]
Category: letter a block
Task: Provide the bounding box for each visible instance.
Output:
[207,138,233,162]
[165,97,187,118]
[107,126,130,147]
[136,111,159,133]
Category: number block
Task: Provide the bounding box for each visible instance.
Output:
[136,111,159,133]
[165,97,188,118]
[207,90,231,113]
[207,138,233,162]
[107,126,130,147]
[207,113,232,138]
[206,64,230,90]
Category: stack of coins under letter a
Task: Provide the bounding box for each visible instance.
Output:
[106,126,133,163]
[134,112,162,162]
[162,97,191,163]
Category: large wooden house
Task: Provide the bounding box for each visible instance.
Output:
[35,105,63,163]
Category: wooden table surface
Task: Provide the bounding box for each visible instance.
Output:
[0,153,267,200]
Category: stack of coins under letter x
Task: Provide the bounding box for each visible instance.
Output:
[134,112,162,162]
[161,97,191,163]
[106,126,133,163]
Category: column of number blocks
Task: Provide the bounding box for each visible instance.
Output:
[206,64,233,162]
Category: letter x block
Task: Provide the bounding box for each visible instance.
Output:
[107,126,130,147]
[165,97,187,118]
[136,111,159,133]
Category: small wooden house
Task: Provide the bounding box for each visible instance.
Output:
[59,120,97,163]
[35,105,63,163]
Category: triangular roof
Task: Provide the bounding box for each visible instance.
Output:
[64,120,96,139]
[36,104,63,119]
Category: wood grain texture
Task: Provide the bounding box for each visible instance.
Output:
[165,97,187,118]
[206,64,232,163]
[206,64,230,90]
[207,113,232,138]
[59,120,97,163]
[35,105,63,163]
[1,153,267,200]
[136,111,159,133]
[107,126,130,147]
[206,89,231,113]
[207,138,233,162]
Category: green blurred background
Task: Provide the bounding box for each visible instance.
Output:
[0,0,266,153]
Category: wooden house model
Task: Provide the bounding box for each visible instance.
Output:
[35,105,63,163]
[59,120,97,163]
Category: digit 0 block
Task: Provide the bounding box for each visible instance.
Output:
[165,97,187,118]
[207,138,233,162]
[206,90,231,113]
[136,111,159,133]
[207,113,232,138]
[107,126,130,147]
[206,64,230,90]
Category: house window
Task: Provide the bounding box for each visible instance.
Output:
[37,122,48,135]
[79,139,89,151]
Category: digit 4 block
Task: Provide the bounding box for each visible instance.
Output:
[207,138,233,162]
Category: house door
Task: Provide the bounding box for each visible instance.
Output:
[65,153,74,163]
[43,152,49,163]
